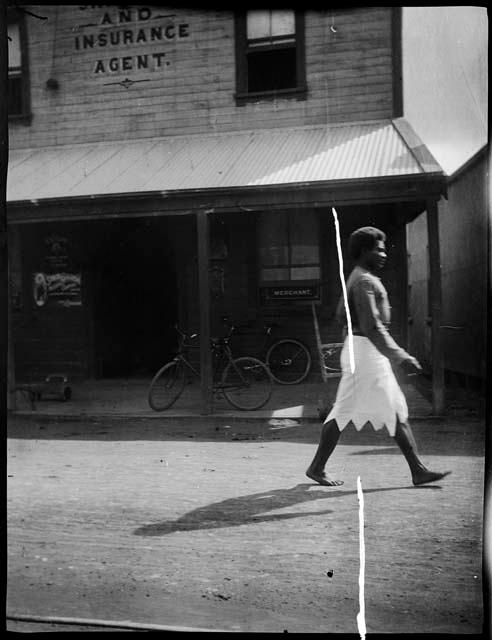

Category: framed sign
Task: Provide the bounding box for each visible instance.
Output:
[260,281,320,301]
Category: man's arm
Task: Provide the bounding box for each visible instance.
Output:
[351,276,411,365]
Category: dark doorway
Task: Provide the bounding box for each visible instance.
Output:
[93,218,178,378]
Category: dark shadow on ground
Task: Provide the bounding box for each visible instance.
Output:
[133,482,440,536]
[7,416,485,456]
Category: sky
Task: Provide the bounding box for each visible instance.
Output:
[402,6,488,175]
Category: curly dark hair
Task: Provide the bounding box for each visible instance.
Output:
[348,226,386,260]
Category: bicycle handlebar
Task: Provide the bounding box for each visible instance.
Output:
[173,324,233,347]
[221,315,280,333]
[173,324,198,343]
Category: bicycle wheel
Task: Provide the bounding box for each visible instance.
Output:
[322,343,343,378]
[266,339,312,384]
[221,357,272,410]
[148,360,185,411]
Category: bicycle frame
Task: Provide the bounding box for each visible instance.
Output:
[211,339,256,394]
[219,316,312,385]
[220,316,304,358]
[148,325,273,411]
[173,327,251,395]
[175,354,200,379]
[220,317,271,359]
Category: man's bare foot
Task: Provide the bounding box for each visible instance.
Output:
[412,469,452,486]
[306,469,344,486]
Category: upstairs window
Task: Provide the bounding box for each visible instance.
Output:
[235,10,306,104]
[8,12,30,120]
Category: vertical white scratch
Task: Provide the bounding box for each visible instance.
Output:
[356,476,366,640]
[332,207,355,373]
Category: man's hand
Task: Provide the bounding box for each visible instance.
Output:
[400,356,423,376]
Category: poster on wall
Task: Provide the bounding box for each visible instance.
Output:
[33,272,82,308]
[43,234,70,270]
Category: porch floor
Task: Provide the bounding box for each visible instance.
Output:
[9,377,438,422]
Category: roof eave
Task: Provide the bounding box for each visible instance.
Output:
[392,117,444,174]
[7,173,447,224]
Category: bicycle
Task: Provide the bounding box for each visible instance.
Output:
[148,325,273,411]
[221,316,312,385]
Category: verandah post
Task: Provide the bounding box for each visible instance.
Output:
[426,198,445,415]
[6,227,16,411]
[196,210,213,414]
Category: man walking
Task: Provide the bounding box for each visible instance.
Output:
[306,226,451,487]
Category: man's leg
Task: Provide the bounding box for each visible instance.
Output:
[306,419,344,486]
[394,420,451,485]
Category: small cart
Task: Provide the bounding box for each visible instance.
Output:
[12,374,72,410]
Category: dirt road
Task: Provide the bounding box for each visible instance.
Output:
[7,414,485,633]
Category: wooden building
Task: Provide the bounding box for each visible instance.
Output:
[6,5,447,413]
[407,146,488,392]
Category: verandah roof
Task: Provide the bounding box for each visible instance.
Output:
[7,118,443,204]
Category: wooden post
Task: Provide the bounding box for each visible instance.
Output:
[311,302,327,383]
[1,16,11,411]
[7,229,16,411]
[426,199,445,415]
[196,210,213,415]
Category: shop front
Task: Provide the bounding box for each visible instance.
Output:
[7,120,447,413]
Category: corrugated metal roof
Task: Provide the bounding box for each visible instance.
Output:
[7,119,442,203]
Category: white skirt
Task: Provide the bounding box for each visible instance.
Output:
[325,336,408,436]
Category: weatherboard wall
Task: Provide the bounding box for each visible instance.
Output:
[10,5,398,149]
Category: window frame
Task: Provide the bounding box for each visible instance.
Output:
[8,8,31,123]
[234,10,306,105]
[256,210,321,305]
